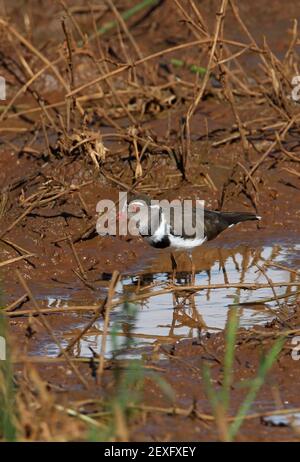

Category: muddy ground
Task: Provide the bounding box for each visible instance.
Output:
[1,0,300,442]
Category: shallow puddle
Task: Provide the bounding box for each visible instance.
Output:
[262,413,300,428]
[34,240,300,358]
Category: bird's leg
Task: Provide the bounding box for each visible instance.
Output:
[170,252,177,283]
[218,249,229,284]
[187,251,195,284]
[188,292,207,330]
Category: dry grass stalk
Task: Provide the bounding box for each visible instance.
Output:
[4,278,300,319]
[16,270,90,389]
[97,271,121,381]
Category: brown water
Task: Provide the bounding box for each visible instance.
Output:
[35,240,300,358]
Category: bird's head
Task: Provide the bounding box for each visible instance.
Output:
[118,193,161,236]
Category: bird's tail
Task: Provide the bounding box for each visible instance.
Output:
[221,211,261,226]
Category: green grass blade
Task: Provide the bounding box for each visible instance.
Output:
[228,335,285,441]
[189,64,207,76]
[0,312,17,441]
[170,58,207,76]
[221,307,239,413]
[82,0,160,46]
[202,363,219,414]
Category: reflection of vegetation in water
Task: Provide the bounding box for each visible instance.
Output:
[203,305,286,442]
[0,288,17,441]
[123,244,300,344]
[89,301,173,442]
[111,301,139,356]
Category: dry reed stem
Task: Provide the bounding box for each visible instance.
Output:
[0,19,69,91]
[0,191,46,240]
[0,238,33,256]
[247,116,298,179]
[0,253,36,268]
[4,280,300,318]
[184,0,228,163]
[3,293,28,312]
[0,57,62,122]
[97,271,120,381]
[67,235,86,279]
[66,37,263,97]
[16,270,90,389]
[58,298,106,357]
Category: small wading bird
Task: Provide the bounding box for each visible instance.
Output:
[118,194,261,282]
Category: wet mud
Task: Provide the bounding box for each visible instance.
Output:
[1,0,300,442]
